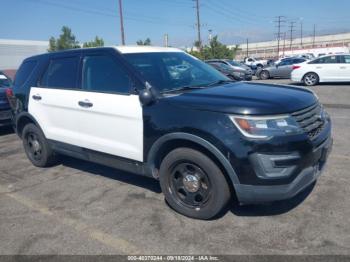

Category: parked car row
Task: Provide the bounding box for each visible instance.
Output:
[0,71,13,127]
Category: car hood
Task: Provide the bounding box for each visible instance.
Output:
[165,82,317,115]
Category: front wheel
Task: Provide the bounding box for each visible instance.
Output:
[159,148,231,219]
[259,70,270,80]
[303,73,319,86]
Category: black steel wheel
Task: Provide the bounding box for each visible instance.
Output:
[169,162,212,208]
[159,148,231,219]
[22,123,58,167]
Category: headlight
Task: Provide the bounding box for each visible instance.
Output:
[230,115,303,139]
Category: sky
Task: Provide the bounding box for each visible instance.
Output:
[1,0,350,47]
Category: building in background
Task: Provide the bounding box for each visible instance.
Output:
[232,32,350,60]
[0,39,48,70]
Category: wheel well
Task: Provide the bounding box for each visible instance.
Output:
[17,116,35,137]
[152,139,236,198]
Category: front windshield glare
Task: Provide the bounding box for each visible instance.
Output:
[123,52,229,93]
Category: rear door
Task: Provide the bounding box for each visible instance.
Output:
[76,51,143,161]
[308,55,339,81]
[275,59,294,78]
[29,54,83,145]
[337,55,350,81]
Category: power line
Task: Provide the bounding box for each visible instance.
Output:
[26,0,193,29]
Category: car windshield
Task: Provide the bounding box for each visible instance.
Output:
[227,60,242,67]
[123,52,228,93]
[0,74,11,88]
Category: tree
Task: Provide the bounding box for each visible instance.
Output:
[188,36,236,60]
[136,38,151,46]
[48,26,80,52]
[83,36,105,48]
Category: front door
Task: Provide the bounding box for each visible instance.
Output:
[76,52,143,162]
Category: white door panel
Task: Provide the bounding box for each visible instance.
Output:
[29,87,86,145]
[76,92,143,162]
[29,87,144,162]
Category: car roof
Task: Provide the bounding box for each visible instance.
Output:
[23,46,185,62]
[114,46,183,54]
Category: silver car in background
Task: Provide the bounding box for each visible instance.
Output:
[257,57,307,79]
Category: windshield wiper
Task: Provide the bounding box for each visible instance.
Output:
[161,85,207,94]
[205,79,235,87]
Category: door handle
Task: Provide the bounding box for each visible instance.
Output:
[32,95,42,101]
[78,100,93,108]
[316,67,322,69]
[340,66,347,69]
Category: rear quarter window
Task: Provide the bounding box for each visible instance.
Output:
[14,60,37,87]
[40,56,80,89]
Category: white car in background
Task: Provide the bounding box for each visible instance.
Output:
[291,54,350,86]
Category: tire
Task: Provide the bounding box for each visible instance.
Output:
[259,70,270,80]
[303,72,319,86]
[22,123,58,167]
[159,148,231,220]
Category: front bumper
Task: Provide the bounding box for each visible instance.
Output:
[234,136,333,204]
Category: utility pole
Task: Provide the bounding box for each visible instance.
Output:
[300,19,303,48]
[164,34,169,47]
[246,38,249,58]
[283,32,286,57]
[194,0,202,49]
[289,21,296,52]
[118,0,125,45]
[274,16,286,58]
[208,29,213,42]
[313,24,316,48]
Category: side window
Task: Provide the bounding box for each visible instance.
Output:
[14,60,37,86]
[82,55,131,94]
[41,56,79,89]
[310,56,338,64]
[341,55,350,64]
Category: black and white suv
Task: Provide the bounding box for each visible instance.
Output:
[8,46,332,219]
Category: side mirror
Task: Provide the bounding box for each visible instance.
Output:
[139,88,155,106]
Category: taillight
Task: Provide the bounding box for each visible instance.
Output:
[292,65,301,70]
[5,88,13,98]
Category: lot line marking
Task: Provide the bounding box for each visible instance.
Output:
[0,185,141,254]
[331,154,350,161]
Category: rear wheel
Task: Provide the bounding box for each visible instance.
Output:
[159,148,231,219]
[22,123,58,167]
[303,73,319,86]
[259,70,270,80]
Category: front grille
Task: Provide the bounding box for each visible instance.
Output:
[291,103,324,139]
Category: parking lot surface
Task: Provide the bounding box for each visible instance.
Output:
[1,79,350,255]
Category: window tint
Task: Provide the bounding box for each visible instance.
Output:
[124,52,227,93]
[0,74,11,88]
[41,56,79,89]
[14,60,37,86]
[279,60,292,66]
[293,59,305,64]
[341,55,350,64]
[310,56,338,64]
[82,55,131,94]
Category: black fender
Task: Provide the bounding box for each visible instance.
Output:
[146,132,240,186]
[15,112,42,137]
